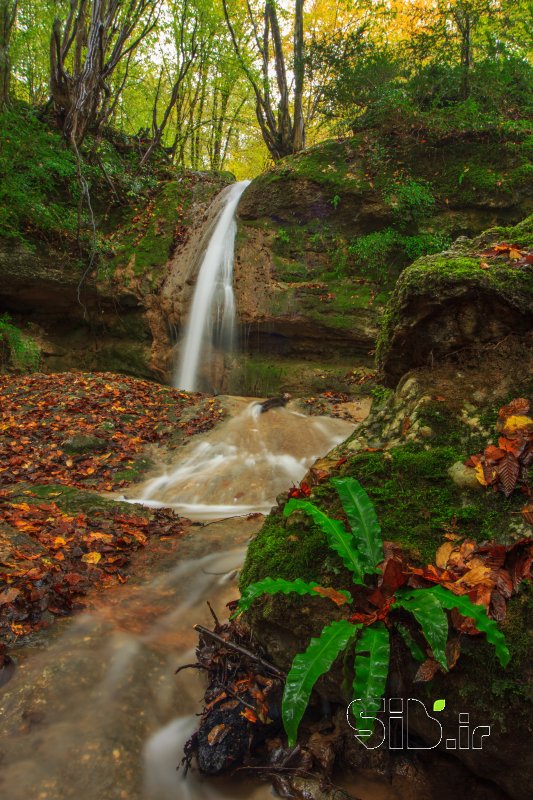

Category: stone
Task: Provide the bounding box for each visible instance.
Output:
[448,461,483,491]
[377,216,533,386]
[62,434,108,455]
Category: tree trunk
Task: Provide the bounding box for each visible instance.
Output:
[0,0,17,111]
[292,0,305,151]
[459,17,471,100]
[223,0,306,162]
[50,0,159,147]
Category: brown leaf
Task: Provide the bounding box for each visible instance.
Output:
[521,502,533,525]
[489,590,507,622]
[207,723,230,746]
[435,541,455,569]
[494,452,520,497]
[484,445,505,463]
[312,586,350,606]
[446,637,461,670]
[0,587,20,605]
[498,398,530,421]
[380,557,408,594]
[414,658,440,682]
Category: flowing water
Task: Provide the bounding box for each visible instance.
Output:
[129,398,355,520]
[175,180,250,392]
[0,180,393,799]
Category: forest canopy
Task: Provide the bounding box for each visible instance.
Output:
[1,0,531,179]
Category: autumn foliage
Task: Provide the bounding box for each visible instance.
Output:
[0,490,187,643]
[0,372,222,491]
[466,398,532,510]
[0,371,224,648]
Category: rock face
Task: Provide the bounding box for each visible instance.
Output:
[1,130,530,388]
[377,216,533,385]
[233,131,531,375]
[238,358,533,800]
[0,173,231,380]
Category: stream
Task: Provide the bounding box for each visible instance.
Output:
[0,182,395,800]
[0,403,396,800]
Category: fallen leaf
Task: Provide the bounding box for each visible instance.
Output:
[81,552,102,565]
[435,541,455,569]
[312,586,350,606]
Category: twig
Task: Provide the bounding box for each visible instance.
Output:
[175,663,207,675]
[207,601,220,628]
[193,624,286,678]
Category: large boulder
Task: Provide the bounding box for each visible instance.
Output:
[377,216,533,385]
[239,366,533,799]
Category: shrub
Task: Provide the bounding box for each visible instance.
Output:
[0,314,40,372]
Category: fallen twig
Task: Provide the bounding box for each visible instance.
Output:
[193,624,286,678]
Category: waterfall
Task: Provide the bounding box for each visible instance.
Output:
[175,180,250,391]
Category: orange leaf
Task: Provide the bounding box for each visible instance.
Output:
[241,708,258,724]
[312,586,350,606]
[435,541,455,569]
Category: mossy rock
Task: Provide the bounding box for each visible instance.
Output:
[239,391,532,799]
[377,216,533,385]
[62,433,109,455]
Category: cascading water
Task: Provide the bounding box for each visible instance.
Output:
[0,176,387,800]
[130,398,355,519]
[175,180,251,392]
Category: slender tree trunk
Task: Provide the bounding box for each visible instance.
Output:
[292,0,305,151]
[0,0,17,111]
[459,17,471,100]
[222,0,306,162]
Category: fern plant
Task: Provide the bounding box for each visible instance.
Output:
[233,478,509,747]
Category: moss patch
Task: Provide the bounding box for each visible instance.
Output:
[377,215,533,372]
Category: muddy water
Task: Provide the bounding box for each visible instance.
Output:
[0,402,393,799]
[0,518,260,800]
[127,399,355,519]
[0,518,393,800]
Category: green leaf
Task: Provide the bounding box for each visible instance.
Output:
[395,589,449,670]
[233,578,351,617]
[332,478,383,573]
[282,619,357,747]
[284,498,366,584]
[395,622,426,662]
[428,586,510,668]
[351,622,390,738]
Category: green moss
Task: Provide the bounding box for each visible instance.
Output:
[239,511,330,589]
[422,581,533,728]
[241,433,527,588]
[258,138,369,195]
[104,179,193,282]
[5,483,145,517]
[0,313,40,373]
[377,215,533,365]
[114,456,152,482]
